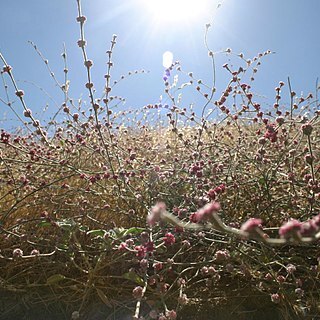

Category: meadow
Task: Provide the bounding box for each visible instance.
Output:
[0,1,319,319]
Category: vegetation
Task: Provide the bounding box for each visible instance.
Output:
[0,1,319,319]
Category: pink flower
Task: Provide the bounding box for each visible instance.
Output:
[271,293,281,304]
[132,286,144,299]
[264,124,278,142]
[207,189,216,200]
[178,293,189,305]
[240,218,263,233]
[166,310,177,319]
[13,248,23,258]
[279,219,302,239]
[214,249,230,262]
[145,241,155,252]
[190,202,220,223]
[301,219,318,237]
[164,232,175,246]
[118,242,127,251]
[134,245,146,258]
[153,262,163,271]
[286,264,296,274]
[147,202,166,227]
[30,249,40,256]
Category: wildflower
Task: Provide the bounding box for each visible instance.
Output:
[214,249,230,262]
[13,248,23,258]
[277,275,285,283]
[265,273,273,281]
[163,68,171,82]
[15,90,24,97]
[208,266,217,275]
[76,15,86,23]
[264,124,278,142]
[276,116,285,125]
[286,264,296,274]
[163,232,175,246]
[295,288,304,298]
[279,219,302,239]
[208,189,217,200]
[140,259,149,270]
[301,219,318,237]
[134,245,146,258]
[85,82,93,89]
[147,202,166,227]
[201,266,209,276]
[178,293,189,305]
[153,262,163,271]
[84,60,93,68]
[30,249,40,256]
[125,238,134,246]
[166,310,177,320]
[240,218,263,236]
[190,201,220,223]
[305,154,314,165]
[301,123,313,136]
[2,65,12,73]
[271,293,281,304]
[145,241,155,252]
[77,39,86,47]
[182,239,190,248]
[118,242,127,251]
[132,286,144,300]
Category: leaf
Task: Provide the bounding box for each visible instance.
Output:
[123,271,144,286]
[56,219,77,231]
[96,288,112,307]
[122,227,146,237]
[46,274,66,285]
[37,221,52,227]
[87,229,106,237]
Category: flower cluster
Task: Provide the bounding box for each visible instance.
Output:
[189,202,221,223]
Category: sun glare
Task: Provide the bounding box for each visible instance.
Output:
[142,0,210,24]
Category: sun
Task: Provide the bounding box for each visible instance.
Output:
[141,0,211,24]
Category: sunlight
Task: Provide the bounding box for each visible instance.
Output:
[162,51,173,68]
[141,0,211,24]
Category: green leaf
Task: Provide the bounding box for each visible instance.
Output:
[122,227,146,236]
[87,229,106,237]
[123,271,144,286]
[46,274,66,285]
[37,221,52,227]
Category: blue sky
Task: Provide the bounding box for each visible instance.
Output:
[0,0,319,130]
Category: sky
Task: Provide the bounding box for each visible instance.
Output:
[0,0,319,130]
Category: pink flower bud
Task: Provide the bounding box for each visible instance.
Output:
[132,286,144,299]
[279,219,302,239]
[147,202,166,227]
[13,248,23,258]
